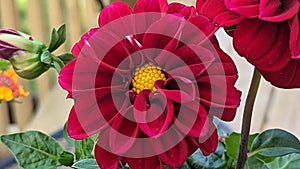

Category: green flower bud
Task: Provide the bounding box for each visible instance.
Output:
[9,52,50,79]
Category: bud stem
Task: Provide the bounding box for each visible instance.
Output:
[51,55,65,73]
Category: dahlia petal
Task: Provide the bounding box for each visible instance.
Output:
[188,15,219,38]
[259,0,299,22]
[168,3,197,20]
[142,14,186,51]
[109,112,139,155]
[224,0,260,17]
[133,0,168,13]
[198,129,218,156]
[125,156,163,169]
[260,59,300,88]
[188,126,218,156]
[174,45,215,67]
[197,39,241,121]
[67,107,89,139]
[71,28,99,57]
[196,0,245,27]
[168,2,186,14]
[166,45,214,78]
[175,102,210,137]
[95,130,121,169]
[68,92,127,139]
[289,15,300,59]
[59,57,126,93]
[98,1,132,27]
[157,77,197,103]
[133,90,151,112]
[233,19,291,72]
[135,93,173,137]
[158,133,189,167]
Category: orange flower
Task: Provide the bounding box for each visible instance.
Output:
[0,69,29,101]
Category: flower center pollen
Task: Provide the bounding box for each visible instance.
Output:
[132,63,166,94]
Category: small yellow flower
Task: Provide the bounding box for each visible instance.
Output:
[0,69,29,101]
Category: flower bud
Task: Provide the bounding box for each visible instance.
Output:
[0,29,45,59]
[0,29,51,79]
[9,52,50,79]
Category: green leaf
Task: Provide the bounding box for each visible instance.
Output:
[72,159,100,169]
[265,153,300,169]
[250,129,300,160]
[40,51,52,65]
[0,59,11,70]
[187,142,226,169]
[164,162,191,169]
[53,61,62,73]
[225,132,258,160]
[63,122,75,146]
[245,156,267,169]
[58,53,75,64]
[0,130,74,169]
[75,137,95,161]
[48,24,66,52]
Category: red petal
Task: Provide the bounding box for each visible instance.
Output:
[198,129,218,156]
[109,112,139,155]
[259,0,299,22]
[158,134,189,167]
[142,14,186,51]
[175,102,210,137]
[71,28,99,57]
[188,15,219,38]
[198,38,241,121]
[95,130,121,169]
[233,19,291,72]
[125,156,163,169]
[68,92,127,139]
[224,0,260,18]
[133,90,151,112]
[197,0,245,27]
[289,14,300,59]
[168,2,197,20]
[158,77,197,103]
[67,107,89,139]
[168,2,186,13]
[188,127,218,156]
[133,0,168,13]
[260,59,300,88]
[140,96,173,137]
[98,2,132,27]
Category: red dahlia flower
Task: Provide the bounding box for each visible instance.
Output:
[208,0,300,88]
[59,0,241,168]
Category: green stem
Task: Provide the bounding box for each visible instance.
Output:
[235,68,261,169]
[51,55,65,73]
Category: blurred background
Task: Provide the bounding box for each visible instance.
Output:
[0,0,299,167]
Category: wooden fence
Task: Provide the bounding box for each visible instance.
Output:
[1,0,300,162]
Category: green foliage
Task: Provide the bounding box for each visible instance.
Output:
[0,59,11,70]
[250,128,300,160]
[63,121,95,161]
[265,153,300,169]
[0,130,74,169]
[188,143,226,169]
[47,24,66,52]
[72,159,100,169]
[75,138,95,161]
[164,162,191,169]
[225,132,258,160]
[58,53,75,64]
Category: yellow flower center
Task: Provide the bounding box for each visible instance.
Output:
[132,63,166,94]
